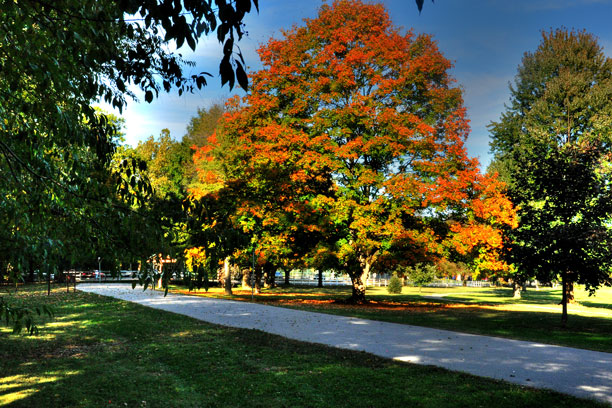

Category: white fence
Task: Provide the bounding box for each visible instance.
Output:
[426,279,492,288]
[286,277,389,287]
[283,276,492,288]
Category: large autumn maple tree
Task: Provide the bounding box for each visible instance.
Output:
[198,0,516,302]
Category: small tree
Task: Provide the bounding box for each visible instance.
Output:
[406,263,437,292]
[387,274,403,294]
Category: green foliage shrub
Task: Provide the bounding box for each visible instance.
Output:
[437,259,471,280]
[406,263,437,289]
[387,274,403,294]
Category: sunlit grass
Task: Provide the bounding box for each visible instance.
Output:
[0,373,67,405]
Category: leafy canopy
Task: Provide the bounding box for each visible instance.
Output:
[197,0,516,302]
[489,29,612,319]
[0,0,256,332]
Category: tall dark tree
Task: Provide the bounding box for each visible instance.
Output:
[489,29,612,323]
[0,0,257,332]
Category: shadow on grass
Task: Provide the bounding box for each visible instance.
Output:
[274,299,612,353]
[580,300,612,311]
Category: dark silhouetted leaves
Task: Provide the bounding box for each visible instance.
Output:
[236,61,248,90]
[415,0,434,13]
[145,90,154,103]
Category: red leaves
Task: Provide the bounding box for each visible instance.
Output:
[188,0,517,281]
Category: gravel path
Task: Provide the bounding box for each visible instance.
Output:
[78,283,612,404]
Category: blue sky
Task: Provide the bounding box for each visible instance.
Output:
[108,0,612,170]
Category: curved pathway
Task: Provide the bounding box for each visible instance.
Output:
[78,283,612,405]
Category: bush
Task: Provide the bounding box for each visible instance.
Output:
[387,274,403,294]
[406,263,437,291]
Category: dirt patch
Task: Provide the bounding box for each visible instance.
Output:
[47,340,127,359]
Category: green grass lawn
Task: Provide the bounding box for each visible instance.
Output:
[165,283,612,353]
[0,284,608,407]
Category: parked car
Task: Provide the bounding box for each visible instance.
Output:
[120,270,135,278]
[80,271,94,279]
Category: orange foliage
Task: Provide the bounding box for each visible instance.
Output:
[189,0,518,283]
[185,246,207,272]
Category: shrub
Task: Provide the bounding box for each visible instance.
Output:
[387,274,403,294]
[406,263,437,291]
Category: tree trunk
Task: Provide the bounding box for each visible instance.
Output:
[561,272,568,326]
[242,268,250,288]
[513,281,522,299]
[348,270,368,303]
[263,263,276,289]
[284,269,290,286]
[223,257,232,296]
[254,266,262,294]
[202,265,210,292]
[347,252,377,303]
[28,264,35,283]
[565,281,575,303]
[317,269,323,288]
[348,263,371,303]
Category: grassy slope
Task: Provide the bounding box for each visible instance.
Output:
[0,284,607,408]
[165,284,612,353]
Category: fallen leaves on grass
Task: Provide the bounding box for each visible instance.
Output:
[168,288,512,314]
[264,298,485,313]
[167,287,597,317]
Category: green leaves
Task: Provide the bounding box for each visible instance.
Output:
[0,1,258,314]
[489,29,612,305]
[1,297,54,336]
